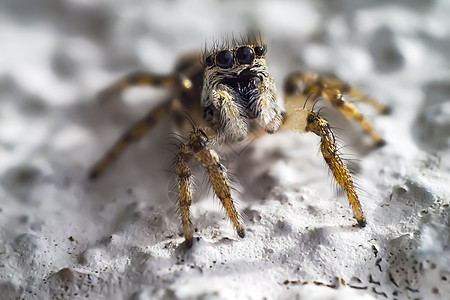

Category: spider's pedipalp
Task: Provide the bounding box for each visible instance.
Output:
[212,83,248,141]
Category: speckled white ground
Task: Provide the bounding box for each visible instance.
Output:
[0,1,449,299]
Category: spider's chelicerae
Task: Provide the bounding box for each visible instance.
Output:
[89,35,388,246]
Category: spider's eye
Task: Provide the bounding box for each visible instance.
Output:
[236,46,255,65]
[216,50,234,69]
[254,46,264,57]
[205,55,214,67]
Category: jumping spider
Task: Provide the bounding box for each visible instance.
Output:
[89,35,388,246]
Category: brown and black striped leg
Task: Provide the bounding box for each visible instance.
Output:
[322,88,385,146]
[187,128,245,239]
[283,108,366,227]
[320,76,390,114]
[284,71,385,146]
[285,72,390,114]
[89,101,170,179]
[97,71,177,102]
[176,145,194,245]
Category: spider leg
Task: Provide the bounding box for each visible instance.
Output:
[195,148,245,238]
[185,128,245,239]
[174,128,244,245]
[283,108,366,227]
[89,101,170,179]
[321,76,390,114]
[97,71,178,102]
[176,145,195,245]
[322,88,385,146]
[284,71,386,146]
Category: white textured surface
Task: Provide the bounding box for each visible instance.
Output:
[0,1,449,299]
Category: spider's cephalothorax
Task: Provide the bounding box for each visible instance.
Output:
[201,44,284,141]
[90,36,389,247]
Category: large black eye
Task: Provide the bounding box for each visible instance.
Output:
[254,46,264,57]
[236,46,255,65]
[205,55,214,67]
[216,50,234,69]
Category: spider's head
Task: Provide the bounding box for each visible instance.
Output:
[201,43,285,141]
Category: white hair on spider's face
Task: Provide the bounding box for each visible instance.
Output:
[201,41,285,142]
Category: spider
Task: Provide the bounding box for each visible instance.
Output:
[89,35,388,247]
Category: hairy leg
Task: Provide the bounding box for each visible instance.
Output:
[89,101,170,179]
[321,76,391,114]
[176,145,194,244]
[322,88,385,146]
[98,71,177,102]
[284,71,386,145]
[284,108,366,226]
[187,128,245,238]
[195,148,245,238]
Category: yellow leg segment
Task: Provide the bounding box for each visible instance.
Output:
[98,71,177,102]
[320,76,390,114]
[89,101,170,179]
[322,88,385,146]
[176,145,194,244]
[195,148,245,238]
[284,71,386,146]
[186,128,245,238]
[283,108,366,227]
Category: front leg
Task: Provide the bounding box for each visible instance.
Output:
[176,145,195,245]
[175,128,245,246]
[284,108,366,227]
[194,148,245,238]
[284,71,386,146]
[187,128,245,238]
